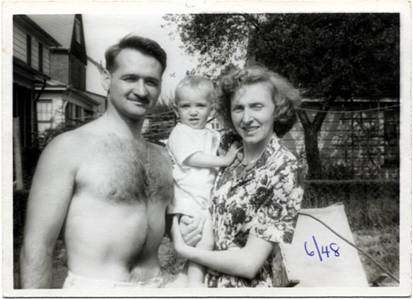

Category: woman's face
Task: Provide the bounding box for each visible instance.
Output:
[231,82,275,148]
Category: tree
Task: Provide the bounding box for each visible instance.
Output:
[164,13,399,178]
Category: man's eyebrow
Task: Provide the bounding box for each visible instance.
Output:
[119,74,160,82]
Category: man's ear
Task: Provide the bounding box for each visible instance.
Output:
[101,69,111,92]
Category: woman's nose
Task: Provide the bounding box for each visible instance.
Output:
[241,109,253,123]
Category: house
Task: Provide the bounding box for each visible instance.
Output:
[27,14,106,134]
[13,15,60,149]
[12,14,106,189]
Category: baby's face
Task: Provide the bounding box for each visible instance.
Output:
[175,87,213,130]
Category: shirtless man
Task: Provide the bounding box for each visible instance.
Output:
[20,35,175,288]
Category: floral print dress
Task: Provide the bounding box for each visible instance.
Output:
[206,133,304,288]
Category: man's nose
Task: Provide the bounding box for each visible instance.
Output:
[133,80,148,96]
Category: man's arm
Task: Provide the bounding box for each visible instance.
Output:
[20,133,78,288]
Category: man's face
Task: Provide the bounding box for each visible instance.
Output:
[104,48,163,121]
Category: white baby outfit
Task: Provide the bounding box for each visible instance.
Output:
[167,122,220,217]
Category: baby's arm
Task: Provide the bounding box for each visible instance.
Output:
[184,143,240,168]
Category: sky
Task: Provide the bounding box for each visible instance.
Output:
[82,14,198,104]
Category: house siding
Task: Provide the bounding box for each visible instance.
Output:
[13,25,27,62]
[70,55,86,90]
[31,37,39,71]
[43,47,50,75]
[50,53,69,84]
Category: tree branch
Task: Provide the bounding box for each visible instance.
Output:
[237,14,276,50]
[313,95,336,132]
[297,110,311,127]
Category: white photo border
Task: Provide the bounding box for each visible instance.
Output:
[2,0,411,297]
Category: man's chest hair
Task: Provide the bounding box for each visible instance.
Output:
[76,136,172,204]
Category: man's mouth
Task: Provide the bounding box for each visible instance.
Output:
[128,97,150,105]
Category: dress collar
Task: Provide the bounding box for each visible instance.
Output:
[244,133,281,169]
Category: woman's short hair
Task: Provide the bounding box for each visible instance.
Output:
[217,65,301,137]
[174,76,216,107]
[105,34,167,74]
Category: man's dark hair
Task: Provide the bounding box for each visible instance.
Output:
[105,34,167,73]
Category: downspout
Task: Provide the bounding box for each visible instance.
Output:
[33,78,47,148]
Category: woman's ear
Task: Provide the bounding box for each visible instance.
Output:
[208,106,217,121]
[101,69,111,92]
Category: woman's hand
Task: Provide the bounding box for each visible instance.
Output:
[179,215,205,247]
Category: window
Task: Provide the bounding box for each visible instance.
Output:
[75,105,82,121]
[84,109,93,121]
[37,100,53,122]
[38,42,43,72]
[65,102,74,124]
[26,35,32,66]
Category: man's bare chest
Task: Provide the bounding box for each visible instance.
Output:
[75,137,173,204]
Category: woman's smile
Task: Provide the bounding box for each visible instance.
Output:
[241,125,260,135]
[231,82,276,149]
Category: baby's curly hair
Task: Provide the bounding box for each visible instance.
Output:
[217,65,301,138]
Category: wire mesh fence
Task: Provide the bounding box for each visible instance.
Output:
[302,179,399,231]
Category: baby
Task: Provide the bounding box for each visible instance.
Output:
[167,76,238,286]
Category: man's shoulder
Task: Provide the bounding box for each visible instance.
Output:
[43,122,99,157]
[147,142,169,157]
[147,142,173,167]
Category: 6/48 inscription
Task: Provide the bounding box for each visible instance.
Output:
[304,235,340,262]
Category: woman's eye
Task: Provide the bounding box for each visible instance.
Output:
[232,105,243,112]
[252,104,263,110]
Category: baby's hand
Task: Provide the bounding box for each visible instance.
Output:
[224,143,241,165]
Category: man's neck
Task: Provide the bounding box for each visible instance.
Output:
[101,108,145,141]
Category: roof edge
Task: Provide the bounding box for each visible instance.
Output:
[14,15,61,47]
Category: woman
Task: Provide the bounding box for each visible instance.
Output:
[172,65,304,287]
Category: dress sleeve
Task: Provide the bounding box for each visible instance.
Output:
[167,125,205,165]
[250,159,304,244]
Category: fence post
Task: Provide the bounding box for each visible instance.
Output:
[13,117,24,190]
